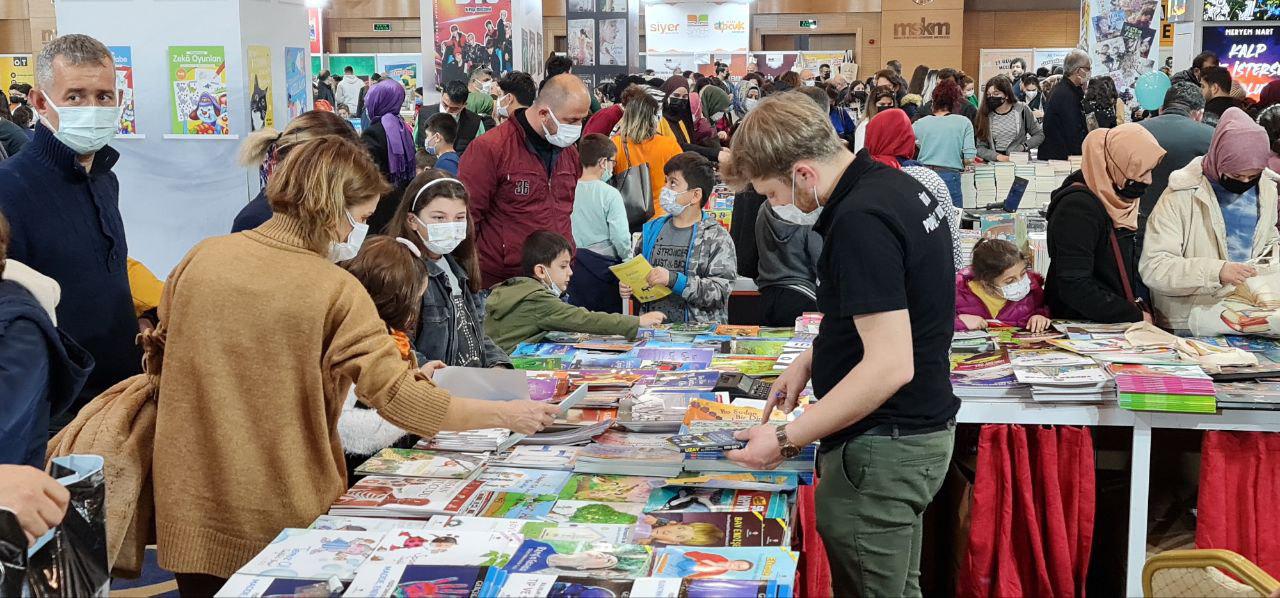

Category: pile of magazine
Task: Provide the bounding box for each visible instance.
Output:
[1010,349,1114,402]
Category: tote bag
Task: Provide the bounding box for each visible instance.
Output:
[612,138,653,232]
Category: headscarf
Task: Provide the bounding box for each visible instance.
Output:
[1080,123,1166,230]
[864,109,916,169]
[700,85,731,120]
[1260,80,1280,111]
[467,90,494,118]
[365,79,415,185]
[661,75,692,123]
[1202,107,1270,184]
[660,75,688,97]
[732,81,758,118]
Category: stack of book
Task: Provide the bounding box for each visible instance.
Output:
[972,165,996,206]
[330,476,485,518]
[1108,363,1217,413]
[993,161,1016,200]
[1010,349,1114,402]
[950,351,1031,400]
[678,420,816,475]
[961,170,977,209]
[416,428,511,452]
[354,448,488,480]
[575,440,686,477]
[952,330,995,353]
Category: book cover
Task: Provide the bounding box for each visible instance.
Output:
[503,540,654,580]
[594,430,682,450]
[667,430,747,453]
[666,472,800,491]
[511,356,566,371]
[511,343,576,358]
[236,528,382,580]
[578,444,685,465]
[425,516,632,544]
[460,491,558,519]
[715,325,761,337]
[638,370,722,390]
[632,512,789,547]
[343,564,501,598]
[648,546,798,583]
[635,347,716,368]
[731,340,787,357]
[353,448,487,479]
[556,474,665,503]
[308,515,432,533]
[682,399,786,425]
[476,468,573,496]
[331,477,483,515]
[365,528,523,567]
[709,355,780,377]
[495,446,581,470]
[496,573,639,597]
[546,500,647,525]
[629,577,792,598]
[644,487,788,519]
[559,408,619,425]
[214,574,345,597]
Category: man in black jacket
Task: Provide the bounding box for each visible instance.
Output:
[1170,51,1218,87]
[1138,83,1213,218]
[1200,66,1248,127]
[1039,49,1091,160]
[416,80,485,155]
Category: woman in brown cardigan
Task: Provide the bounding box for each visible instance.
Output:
[152,135,559,596]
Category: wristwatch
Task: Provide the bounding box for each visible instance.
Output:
[775,424,801,459]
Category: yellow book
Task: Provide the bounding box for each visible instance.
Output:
[609,255,672,303]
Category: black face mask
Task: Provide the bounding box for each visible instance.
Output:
[1115,179,1148,200]
[1220,175,1260,195]
[985,97,1005,111]
[876,103,894,111]
[666,98,690,118]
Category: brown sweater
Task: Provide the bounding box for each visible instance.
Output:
[153,214,453,578]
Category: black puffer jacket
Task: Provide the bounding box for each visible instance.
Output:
[1044,171,1146,323]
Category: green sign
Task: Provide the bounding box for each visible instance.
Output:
[373,23,392,32]
[800,19,818,29]
[327,55,377,78]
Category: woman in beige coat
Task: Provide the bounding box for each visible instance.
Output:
[1139,108,1279,333]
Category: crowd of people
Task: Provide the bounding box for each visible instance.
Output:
[4,30,1280,598]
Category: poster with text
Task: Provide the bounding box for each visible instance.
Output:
[521,28,546,78]
[1205,0,1280,21]
[247,45,275,131]
[168,46,229,135]
[599,18,626,66]
[308,7,324,54]
[377,54,420,113]
[569,19,597,67]
[285,47,308,119]
[1084,0,1161,109]
[796,51,853,74]
[1202,25,1280,99]
[108,46,137,135]
[978,49,1034,87]
[644,1,749,54]
[751,53,798,78]
[1033,48,1072,72]
[434,0,513,87]
[0,55,34,89]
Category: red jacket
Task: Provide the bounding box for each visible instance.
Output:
[954,268,1050,330]
[458,111,581,287]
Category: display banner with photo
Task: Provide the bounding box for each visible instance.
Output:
[644,1,749,55]
[565,0,635,93]
[108,46,137,135]
[377,54,421,113]
[0,55,34,89]
[285,47,309,120]
[1202,25,1280,99]
[168,46,230,135]
[434,0,513,86]
[247,45,275,132]
[1205,0,1280,21]
[979,49,1034,85]
[308,7,323,54]
[1082,0,1161,108]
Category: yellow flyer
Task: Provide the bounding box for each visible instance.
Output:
[609,255,672,303]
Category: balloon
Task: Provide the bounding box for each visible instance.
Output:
[1134,71,1172,111]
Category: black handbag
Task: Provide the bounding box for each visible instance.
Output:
[612,138,653,232]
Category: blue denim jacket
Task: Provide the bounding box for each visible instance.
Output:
[412,254,510,367]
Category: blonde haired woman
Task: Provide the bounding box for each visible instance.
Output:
[154,136,557,595]
[612,92,684,219]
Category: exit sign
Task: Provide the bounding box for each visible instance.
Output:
[373,23,392,32]
[800,19,818,29]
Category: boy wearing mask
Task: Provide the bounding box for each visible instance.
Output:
[626,152,738,323]
[486,231,664,352]
[422,112,461,175]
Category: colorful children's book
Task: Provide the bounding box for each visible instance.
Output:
[235,528,383,580]
[343,564,503,598]
[364,528,523,567]
[353,448,487,479]
[556,474,666,503]
[644,486,789,519]
[709,355,780,377]
[629,577,794,598]
[476,467,573,496]
[682,399,786,424]
[546,500,647,525]
[214,575,345,597]
[503,539,654,580]
[424,516,633,544]
[495,573,639,597]
[493,446,581,470]
[329,477,483,518]
[459,491,558,519]
[667,429,747,453]
[715,325,761,337]
[731,339,788,357]
[511,356,565,371]
[632,512,789,547]
[666,472,800,492]
[308,515,432,533]
[648,546,798,583]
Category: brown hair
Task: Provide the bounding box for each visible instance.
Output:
[779,71,801,89]
[874,69,899,90]
[340,236,431,332]
[580,133,617,167]
[867,85,897,120]
[0,210,8,277]
[386,169,483,293]
[238,110,357,168]
[975,75,1018,143]
[971,238,1029,290]
[729,92,843,184]
[265,135,390,255]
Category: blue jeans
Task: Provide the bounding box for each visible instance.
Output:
[928,168,963,208]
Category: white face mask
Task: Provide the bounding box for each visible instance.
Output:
[803,79,816,87]
[44,93,121,155]
[1025,90,1038,101]
[497,95,512,118]
[542,273,565,297]
[660,186,689,217]
[329,210,369,262]
[542,108,581,148]
[440,103,459,120]
[481,80,496,94]
[773,172,823,226]
[419,218,467,255]
[1000,274,1032,302]
[744,98,759,112]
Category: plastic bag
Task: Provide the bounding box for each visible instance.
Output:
[0,455,110,597]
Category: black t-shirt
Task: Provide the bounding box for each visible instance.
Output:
[811,150,959,449]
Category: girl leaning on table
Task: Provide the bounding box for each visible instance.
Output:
[149,135,557,596]
[955,238,1052,333]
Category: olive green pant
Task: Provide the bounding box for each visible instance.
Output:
[815,425,956,598]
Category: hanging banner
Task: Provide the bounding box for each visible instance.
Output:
[434,0,513,86]
[1205,0,1280,21]
[979,49,1034,85]
[1202,25,1280,100]
[644,1,749,55]
[247,45,275,131]
[1033,48,1073,72]
[168,46,229,135]
[1083,0,1161,109]
[285,47,308,120]
[308,7,324,54]
[0,55,34,89]
[108,46,137,135]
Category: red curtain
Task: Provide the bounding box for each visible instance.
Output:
[959,425,1096,598]
[1196,431,1280,578]
[798,481,832,597]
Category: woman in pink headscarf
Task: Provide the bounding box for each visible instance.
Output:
[1140,107,1280,333]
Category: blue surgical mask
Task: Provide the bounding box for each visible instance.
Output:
[660,186,688,217]
[44,94,120,155]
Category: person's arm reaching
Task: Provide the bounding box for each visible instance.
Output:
[1139,193,1231,297]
